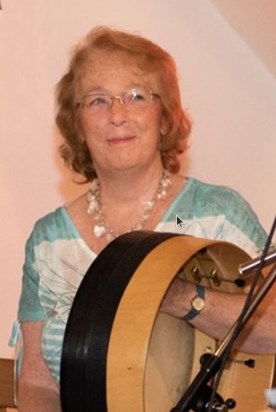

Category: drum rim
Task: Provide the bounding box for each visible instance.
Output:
[60,231,178,412]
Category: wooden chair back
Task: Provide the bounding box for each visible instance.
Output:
[0,358,16,411]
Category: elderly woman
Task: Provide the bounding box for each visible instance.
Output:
[12,26,275,412]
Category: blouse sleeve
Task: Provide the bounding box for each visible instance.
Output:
[17,231,45,322]
[218,189,267,257]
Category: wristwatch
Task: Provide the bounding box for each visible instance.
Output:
[183,283,205,321]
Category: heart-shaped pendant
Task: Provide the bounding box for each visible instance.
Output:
[94,225,107,238]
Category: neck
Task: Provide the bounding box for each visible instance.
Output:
[96,163,165,206]
[87,164,172,241]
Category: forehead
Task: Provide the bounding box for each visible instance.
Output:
[77,49,159,94]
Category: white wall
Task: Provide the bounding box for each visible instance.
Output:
[0,0,275,357]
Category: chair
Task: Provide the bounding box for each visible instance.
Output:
[0,358,16,411]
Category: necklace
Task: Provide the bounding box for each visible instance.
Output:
[87,170,172,241]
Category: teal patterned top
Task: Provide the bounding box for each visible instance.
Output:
[10,177,267,383]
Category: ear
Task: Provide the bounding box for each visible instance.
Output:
[160,115,169,136]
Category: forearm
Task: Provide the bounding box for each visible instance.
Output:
[17,381,61,412]
[161,277,276,354]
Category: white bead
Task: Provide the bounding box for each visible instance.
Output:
[90,179,99,190]
[87,200,98,214]
[144,200,155,210]
[157,190,167,200]
[94,225,107,237]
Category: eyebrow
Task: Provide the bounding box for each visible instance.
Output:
[82,83,150,96]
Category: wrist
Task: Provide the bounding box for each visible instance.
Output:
[183,283,206,321]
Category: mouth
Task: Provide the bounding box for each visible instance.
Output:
[107,136,136,145]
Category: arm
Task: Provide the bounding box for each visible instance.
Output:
[161,274,276,354]
[17,321,61,412]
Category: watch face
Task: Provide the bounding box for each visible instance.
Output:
[192,296,205,312]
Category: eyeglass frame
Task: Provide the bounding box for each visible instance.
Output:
[75,88,161,115]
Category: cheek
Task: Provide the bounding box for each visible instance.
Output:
[79,120,107,161]
[140,110,162,141]
[80,115,105,142]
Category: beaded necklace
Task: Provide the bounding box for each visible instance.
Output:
[87,170,172,241]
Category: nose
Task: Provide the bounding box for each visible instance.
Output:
[109,97,127,125]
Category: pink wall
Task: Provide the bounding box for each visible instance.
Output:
[0,0,275,357]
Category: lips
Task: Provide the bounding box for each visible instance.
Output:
[107,135,136,144]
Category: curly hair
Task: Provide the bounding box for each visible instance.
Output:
[56,26,191,182]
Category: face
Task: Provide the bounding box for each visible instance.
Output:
[76,50,167,177]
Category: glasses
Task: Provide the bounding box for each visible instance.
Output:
[76,88,160,116]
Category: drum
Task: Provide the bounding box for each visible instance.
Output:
[61,231,274,412]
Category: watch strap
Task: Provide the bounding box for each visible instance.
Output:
[183,283,205,321]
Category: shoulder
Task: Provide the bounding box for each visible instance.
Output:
[163,175,252,222]
[185,176,242,198]
[167,177,267,252]
[181,177,255,215]
[26,206,76,250]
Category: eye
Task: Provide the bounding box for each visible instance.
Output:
[127,90,147,102]
[85,95,109,107]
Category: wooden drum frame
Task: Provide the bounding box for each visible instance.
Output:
[60,231,274,412]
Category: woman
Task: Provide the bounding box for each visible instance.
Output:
[12,26,275,411]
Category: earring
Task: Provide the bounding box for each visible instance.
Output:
[160,133,166,148]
